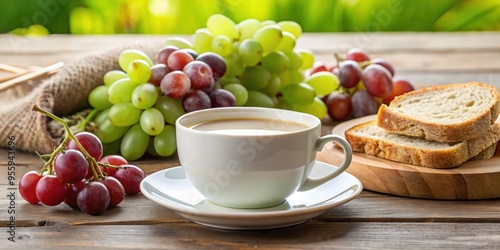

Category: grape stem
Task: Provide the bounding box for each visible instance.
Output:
[31,104,106,180]
[73,109,99,134]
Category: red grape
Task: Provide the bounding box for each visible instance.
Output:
[351,90,379,118]
[183,61,215,92]
[114,165,145,195]
[35,175,68,206]
[325,92,352,120]
[338,60,362,88]
[362,64,393,98]
[180,48,199,59]
[166,50,194,71]
[209,89,236,107]
[371,58,395,77]
[327,64,337,72]
[346,48,370,62]
[67,132,103,161]
[382,79,415,105]
[64,179,87,209]
[331,67,339,76]
[19,171,42,204]
[99,155,128,176]
[77,181,110,215]
[100,176,125,207]
[157,46,178,65]
[196,52,227,81]
[182,90,212,112]
[54,149,89,183]
[160,71,191,98]
[308,62,328,76]
[149,64,169,87]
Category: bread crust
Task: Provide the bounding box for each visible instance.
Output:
[377,82,500,142]
[345,121,500,169]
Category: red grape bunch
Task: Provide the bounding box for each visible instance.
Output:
[156,47,236,112]
[313,48,415,120]
[19,104,145,215]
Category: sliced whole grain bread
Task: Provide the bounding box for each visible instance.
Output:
[345,120,500,169]
[377,82,500,142]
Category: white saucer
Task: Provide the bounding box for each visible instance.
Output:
[140,161,363,230]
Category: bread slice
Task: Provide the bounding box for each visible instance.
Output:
[345,120,500,169]
[377,82,500,142]
[470,142,497,161]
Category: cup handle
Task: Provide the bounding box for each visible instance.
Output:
[298,135,352,191]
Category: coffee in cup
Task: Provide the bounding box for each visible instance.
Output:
[176,107,352,209]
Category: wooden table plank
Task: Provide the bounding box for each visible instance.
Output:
[3,187,500,226]
[10,223,500,249]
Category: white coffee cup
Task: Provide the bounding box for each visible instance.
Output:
[175,107,352,209]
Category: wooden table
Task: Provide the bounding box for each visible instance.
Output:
[1,33,500,249]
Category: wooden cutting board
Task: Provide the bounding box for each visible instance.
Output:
[317,115,500,200]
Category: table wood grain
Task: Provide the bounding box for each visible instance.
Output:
[1,32,500,249]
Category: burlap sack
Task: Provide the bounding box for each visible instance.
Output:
[0,41,162,154]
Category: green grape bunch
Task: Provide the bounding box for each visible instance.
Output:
[87,14,342,160]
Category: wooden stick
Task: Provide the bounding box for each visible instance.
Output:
[0,62,64,92]
[0,63,28,74]
[0,69,36,82]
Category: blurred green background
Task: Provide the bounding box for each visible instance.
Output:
[2,0,500,35]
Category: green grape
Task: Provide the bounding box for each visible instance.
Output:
[277,70,291,89]
[245,90,275,108]
[281,82,315,106]
[278,21,302,39]
[286,50,303,70]
[95,118,129,143]
[223,52,244,76]
[276,97,293,110]
[154,125,176,157]
[132,83,158,109]
[88,85,112,110]
[292,97,327,119]
[164,37,193,49]
[231,41,240,53]
[140,108,165,136]
[120,124,149,161]
[305,71,340,96]
[118,49,154,72]
[101,138,122,157]
[261,51,289,73]
[108,103,142,127]
[253,25,283,53]
[212,35,232,56]
[155,96,185,125]
[223,83,248,106]
[260,75,281,97]
[127,59,151,84]
[260,20,277,27]
[220,75,240,86]
[276,31,296,53]
[146,138,160,157]
[289,70,305,84]
[103,70,128,86]
[238,39,263,66]
[297,48,315,70]
[237,18,261,41]
[193,28,213,53]
[107,78,136,104]
[94,108,110,125]
[207,14,238,40]
[240,66,271,90]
